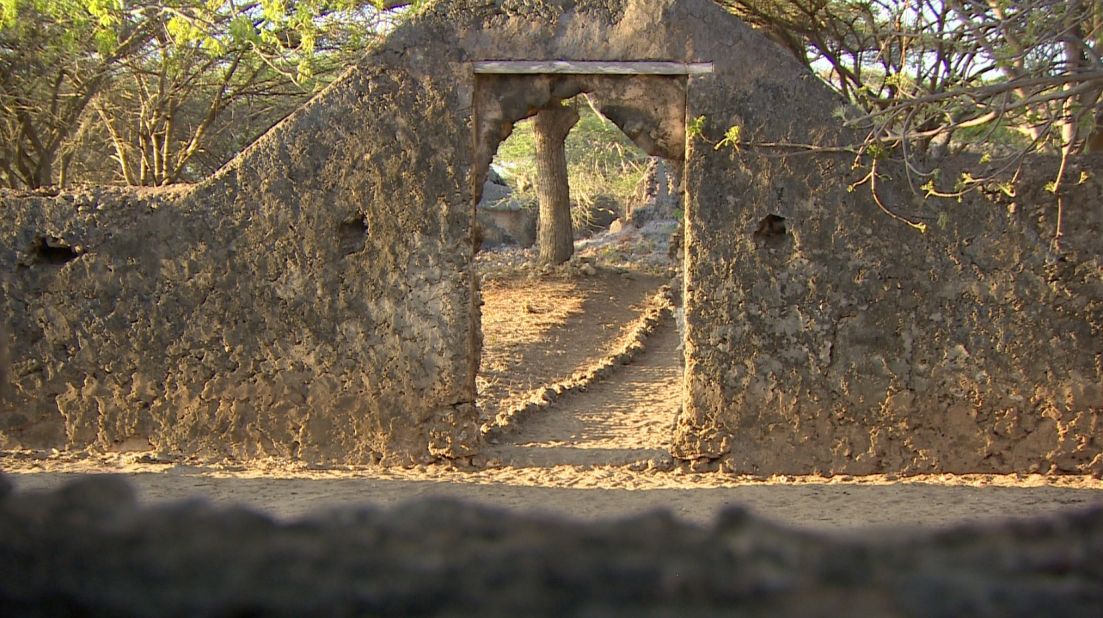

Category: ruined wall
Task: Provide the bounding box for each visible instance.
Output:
[677,82,1103,473]
[1,0,1098,472]
[448,0,1100,476]
[0,15,485,463]
[0,0,702,464]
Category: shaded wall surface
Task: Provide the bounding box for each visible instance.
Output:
[0,9,486,462]
[0,0,1099,472]
[678,130,1103,472]
[1,476,1101,617]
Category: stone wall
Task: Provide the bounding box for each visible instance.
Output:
[0,0,1098,472]
[0,20,485,463]
[676,91,1103,474]
[2,475,1101,617]
[662,1,1100,476]
[0,0,700,464]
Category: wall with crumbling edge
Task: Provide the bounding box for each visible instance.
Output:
[677,73,1103,474]
[0,15,485,463]
[1,0,1099,472]
[0,0,698,464]
[0,0,718,464]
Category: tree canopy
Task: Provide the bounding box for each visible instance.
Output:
[1,0,1100,192]
[0,0,399,188]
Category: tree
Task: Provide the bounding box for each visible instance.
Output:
[716,0,1103,236]
[88,1,381,185]
[533,102,579,265]
[0,0,400,188]
[0,0,158,188]
[718,1,1103,155]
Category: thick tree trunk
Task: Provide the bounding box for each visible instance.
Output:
[533,104,579,265]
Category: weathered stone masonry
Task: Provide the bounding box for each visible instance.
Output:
[0,0,1099,472]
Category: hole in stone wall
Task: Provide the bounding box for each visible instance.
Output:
[338,217,368,256]
[29,236,81,266]
[754,214,788,248]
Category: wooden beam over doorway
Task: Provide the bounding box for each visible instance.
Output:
[472,61,714,75]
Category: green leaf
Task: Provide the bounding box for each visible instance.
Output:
[167,15,199,44]
[229,15,258,44]
[715,124,742,151]
[261,0,288,24]
[0,0,21,28]
[687,115,706,141]
[93,27,117,55]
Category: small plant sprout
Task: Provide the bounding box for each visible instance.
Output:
[687,115,706,141]
[715,125,742,151]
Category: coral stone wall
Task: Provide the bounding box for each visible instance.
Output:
[0,25,484,463]
[678,128,1103,472]
[0,0,1099,472]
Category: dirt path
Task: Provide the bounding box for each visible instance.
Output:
[478,268,667,423]
[484,316,681,468]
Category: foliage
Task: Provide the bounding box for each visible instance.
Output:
[686,115,706,141]
[719,0,1103,159]
[493,99,650,229]
[717,0,1103,240]
[0,0,151,187]
[0,0,402,188]
[715,124,741,151]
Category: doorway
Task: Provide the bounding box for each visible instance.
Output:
[470,63,708,467]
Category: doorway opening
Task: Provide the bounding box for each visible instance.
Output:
[471,64,705,468]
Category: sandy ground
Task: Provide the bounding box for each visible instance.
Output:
[478,268,666,423]
[482,315,681,468]
[4,262,1102,536]
[7,460,1102,536]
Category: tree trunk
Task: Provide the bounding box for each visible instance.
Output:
[533,104,579,265]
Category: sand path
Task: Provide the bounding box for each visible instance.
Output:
[483,316,680,469]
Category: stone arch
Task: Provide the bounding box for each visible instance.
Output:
[473,72,689,169]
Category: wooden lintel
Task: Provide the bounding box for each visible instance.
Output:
[472,61,714,75]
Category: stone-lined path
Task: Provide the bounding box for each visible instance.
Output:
[483,315,681,469]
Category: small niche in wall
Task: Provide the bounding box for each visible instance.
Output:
[753,214,788,249]
[338,216,369,256]
[28,235,82,266]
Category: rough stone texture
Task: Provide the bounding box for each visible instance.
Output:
[0,474,1101,617]
[677,117,1103,472]
[0,0,1099,472]
[476,177,535,248]
[629,157,683,226]
[0,19,486,463]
